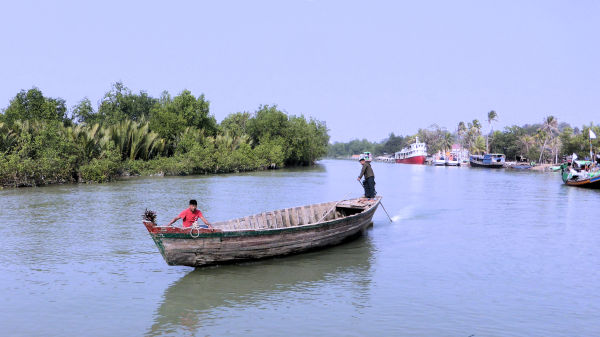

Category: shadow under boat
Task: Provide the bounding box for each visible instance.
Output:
[146,235,375,336]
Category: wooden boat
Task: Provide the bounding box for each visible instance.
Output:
[143,197,382,267]
[469,154,505,168]
[560,161,600,188]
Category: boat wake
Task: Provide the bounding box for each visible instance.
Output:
[390,205,414,222]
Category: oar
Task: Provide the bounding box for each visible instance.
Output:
[357,180,393,223]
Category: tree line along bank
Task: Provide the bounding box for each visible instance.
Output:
[0,82,329,187]
[329,112,597,165]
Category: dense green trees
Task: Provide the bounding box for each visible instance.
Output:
[3,88,68,125]
[0,83,329,187]
[149,90,217,143]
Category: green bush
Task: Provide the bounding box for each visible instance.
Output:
[79,148,121,183]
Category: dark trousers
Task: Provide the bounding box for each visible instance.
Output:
[362,176,376,198]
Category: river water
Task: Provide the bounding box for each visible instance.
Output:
[1,159,599,336]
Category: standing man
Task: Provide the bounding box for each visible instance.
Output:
[166,199,213,229]
[357,157,376,199]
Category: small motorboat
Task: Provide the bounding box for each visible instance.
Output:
[143,197,382,267]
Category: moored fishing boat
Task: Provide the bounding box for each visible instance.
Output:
[143,197,382,267]
[560,161,600,188]
[469,154,505,168]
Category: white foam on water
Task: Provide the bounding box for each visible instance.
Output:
[390,205,414,222]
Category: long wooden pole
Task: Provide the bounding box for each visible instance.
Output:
[357,180,392,223]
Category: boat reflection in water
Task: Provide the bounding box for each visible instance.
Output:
[146,236,374,336]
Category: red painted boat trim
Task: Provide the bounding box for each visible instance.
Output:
[395,156,426,165]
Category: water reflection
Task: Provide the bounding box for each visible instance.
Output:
[146,235,374,336]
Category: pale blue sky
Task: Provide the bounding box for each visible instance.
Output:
[0,0,598,141]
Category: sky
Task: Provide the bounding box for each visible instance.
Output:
[0,0,599,142]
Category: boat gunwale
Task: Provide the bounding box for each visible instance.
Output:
[145,197,381,239]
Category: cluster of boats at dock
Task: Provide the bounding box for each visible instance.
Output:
[371,138,600,187]
[374,137,507,168]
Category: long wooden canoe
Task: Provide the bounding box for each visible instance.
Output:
[143,196,381,267]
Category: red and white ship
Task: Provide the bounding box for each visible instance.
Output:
[394,137,427,164]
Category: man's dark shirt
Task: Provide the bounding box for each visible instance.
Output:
[358,162,374,179]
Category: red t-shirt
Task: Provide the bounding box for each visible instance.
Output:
[179,208,203,228]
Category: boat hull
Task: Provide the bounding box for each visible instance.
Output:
[144,198,381,267]
[469,160,504,168]
[563,173,600,188]
[395,156,426,165]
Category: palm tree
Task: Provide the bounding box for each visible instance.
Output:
[549,137,562,164]
[537,115,558,163]
[65,123,104,161]
[472,119,482,133]
[103,120,164,161]
[442,132,454,153]
[457,121,466,147]
[471,136,486,154]
[0,122,18,153]
[518,135,535,158]
[486,110,498,152]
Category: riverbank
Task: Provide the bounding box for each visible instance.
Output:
[0,156,289,188]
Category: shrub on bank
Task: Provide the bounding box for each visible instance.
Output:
[80,148,121,183]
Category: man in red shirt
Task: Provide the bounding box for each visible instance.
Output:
[166,199,213,229]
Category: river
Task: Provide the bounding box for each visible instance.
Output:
[1,159,599,336]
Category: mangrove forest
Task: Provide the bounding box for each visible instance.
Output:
[0,83,329,187]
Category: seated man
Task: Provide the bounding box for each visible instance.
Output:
[166,199,213,229]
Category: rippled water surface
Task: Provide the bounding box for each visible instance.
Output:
[1,160,599,336]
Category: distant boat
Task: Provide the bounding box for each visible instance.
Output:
[143,197,381,267]
[510,164,532,170]
[395,137,427,164]
[433,156,446,166]
[560,161,600,188]
[445,160,460,166]
[470,154,505,168]
[445,156,460,166]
